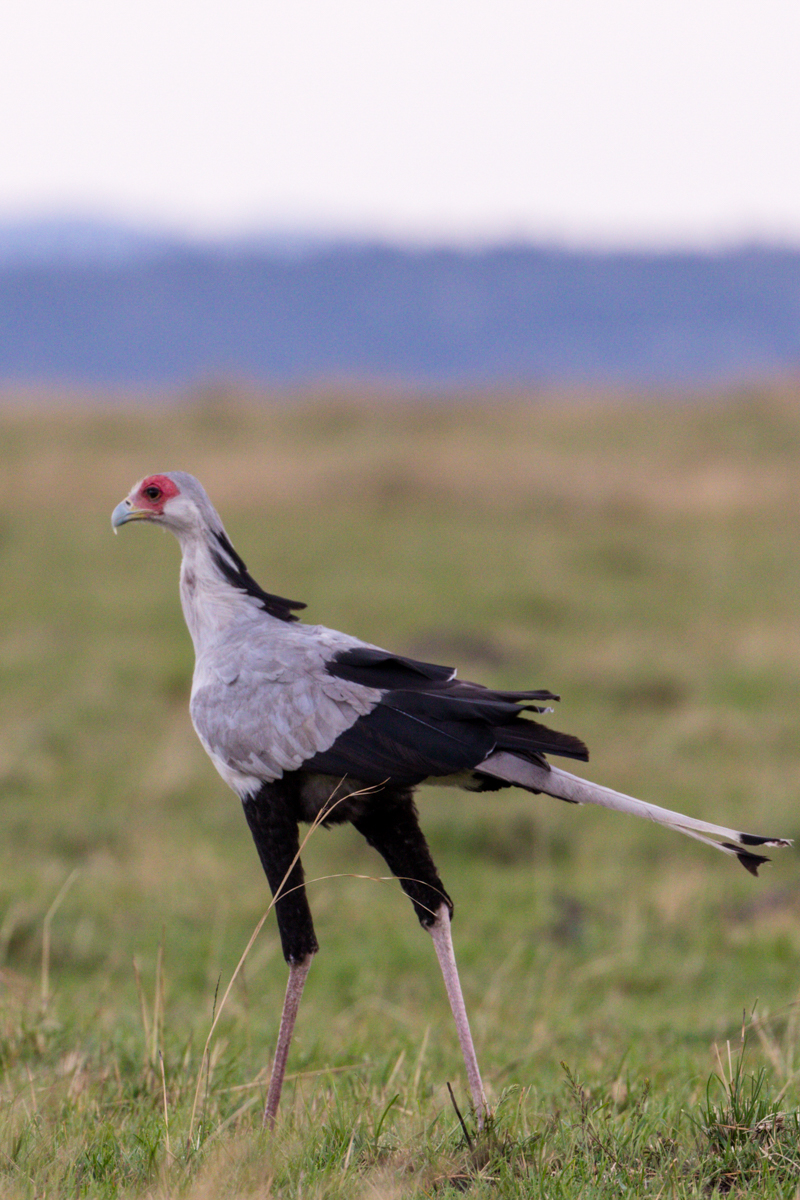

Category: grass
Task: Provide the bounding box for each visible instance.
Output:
[1,384,800,1195]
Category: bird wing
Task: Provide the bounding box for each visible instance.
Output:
[189,624,383,791]
[299,646,588,786]
[189,633,586,794]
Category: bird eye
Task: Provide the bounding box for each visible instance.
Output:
[144,485,162,501]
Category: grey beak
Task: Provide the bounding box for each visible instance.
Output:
[111,499,139,531]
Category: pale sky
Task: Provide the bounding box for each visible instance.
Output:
[1,0,799,246]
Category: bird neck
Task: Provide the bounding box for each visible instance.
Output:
[177,530,256,654]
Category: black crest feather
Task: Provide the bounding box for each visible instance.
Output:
[211,530,306,623]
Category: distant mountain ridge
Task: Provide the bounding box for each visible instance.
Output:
[0,218,336,265]
[0,220,797,387]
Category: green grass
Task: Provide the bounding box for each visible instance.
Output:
[1,386,800,1196]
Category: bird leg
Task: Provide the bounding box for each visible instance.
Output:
[243,784,320,1130]
[264,953,314,1129]
[353,789,490,1130]
[428,903,489,1130]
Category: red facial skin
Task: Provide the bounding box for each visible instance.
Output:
[134,474,181,514]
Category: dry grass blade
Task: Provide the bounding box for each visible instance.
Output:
[151,927,165,1067]
[159,1050,171,1160]
[40,869,79,1009]
[131,956,151,1058]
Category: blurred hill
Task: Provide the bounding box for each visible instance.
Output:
[0,219,798,388]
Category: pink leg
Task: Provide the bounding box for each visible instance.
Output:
[428,903,489,1130]
[263,953,314,1129]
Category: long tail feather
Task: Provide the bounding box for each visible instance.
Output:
[477,752,792,875]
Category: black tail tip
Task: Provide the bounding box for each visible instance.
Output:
[739,833,793,848]
[739,852,770,877]
[723,844,771,877]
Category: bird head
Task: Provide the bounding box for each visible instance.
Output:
[111,472,218,538]
[112,472,307,622]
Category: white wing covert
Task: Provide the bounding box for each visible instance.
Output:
[190,620,382,794]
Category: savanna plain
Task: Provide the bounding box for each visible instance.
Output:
[1,389,800,1198]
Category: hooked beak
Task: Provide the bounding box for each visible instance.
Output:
[111,499,150,533]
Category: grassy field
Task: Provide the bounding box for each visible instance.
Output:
[1,386,800,1197]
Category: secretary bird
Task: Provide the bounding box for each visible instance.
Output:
[112,472,789,1130]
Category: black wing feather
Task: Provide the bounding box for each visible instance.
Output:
[303,703,496,785]
[327,648,456,688]
[302,649,589,786]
